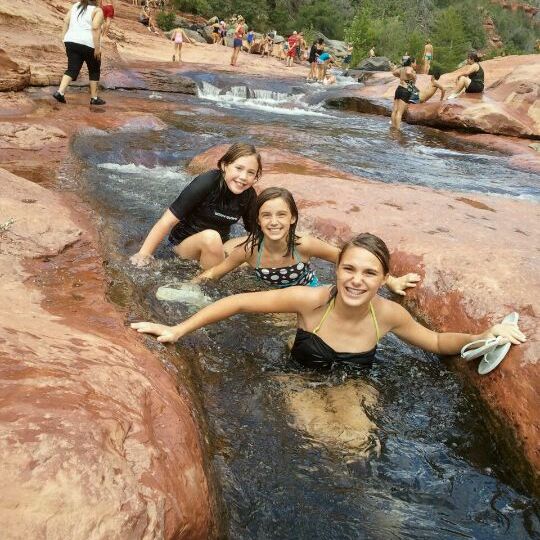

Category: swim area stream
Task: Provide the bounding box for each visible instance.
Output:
[65,74,539,539]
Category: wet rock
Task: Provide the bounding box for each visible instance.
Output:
[324,55,540,139]
[355,56,392,72]
[190,145,540,493]
[116,114,167,132]
[156,284,212,307]
[0,167,215,538]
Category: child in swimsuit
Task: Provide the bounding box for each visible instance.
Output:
[193,187,420,296]
[130,143,259,269]
[132,233,525,371]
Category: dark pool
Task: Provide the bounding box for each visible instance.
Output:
[66,77,539,539]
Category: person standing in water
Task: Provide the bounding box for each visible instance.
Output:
[130,143,259,269]
[53,0,105,105]
[193,187,420,296]
[307,38,324,81]
[230,16,245,66]
[422,39,433,74]
[447,51,484,99]
[131,232,525,372]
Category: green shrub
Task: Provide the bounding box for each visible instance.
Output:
[156,11,176,31]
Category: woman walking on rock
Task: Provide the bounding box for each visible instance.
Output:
[53,0,105,105]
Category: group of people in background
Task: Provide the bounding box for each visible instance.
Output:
[391,47,485,129]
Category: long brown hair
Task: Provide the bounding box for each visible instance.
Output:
[338,233,390,274]
[244,187,299,257]
[330,233,390,299]
[77,0,97,18]
[217,143,262,181]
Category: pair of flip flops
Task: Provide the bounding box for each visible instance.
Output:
[460,313,519,375]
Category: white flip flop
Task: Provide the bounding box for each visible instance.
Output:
[460,337,502,362]
[478,312,519,375]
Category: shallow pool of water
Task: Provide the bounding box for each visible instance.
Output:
[68,79,539,538]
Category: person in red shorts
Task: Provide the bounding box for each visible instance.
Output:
[100,0,114,36]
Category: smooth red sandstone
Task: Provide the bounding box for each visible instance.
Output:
[331,55,540,139]
[0,167,215,538]
[190,145,540,491]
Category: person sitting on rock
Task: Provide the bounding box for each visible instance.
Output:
[130,143,259,269]
[447,51,484,99]
[131,232,525,379]
[192,187,420,297]
[211,21,220,44]
[391,58,444,130]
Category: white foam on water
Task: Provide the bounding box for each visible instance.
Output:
[98,162,187,180]
[197,81,331,117]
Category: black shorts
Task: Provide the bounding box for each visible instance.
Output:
[466,81,484,93]
[64,41,101,81]
[394,85,412,103]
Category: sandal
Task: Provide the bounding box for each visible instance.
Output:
[460,337,502,361]
[478,312,519,375]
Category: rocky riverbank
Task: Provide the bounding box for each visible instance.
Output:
[1,1,539,537]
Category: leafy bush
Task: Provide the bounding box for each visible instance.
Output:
[156,11,176,31]
[172,0,211,16]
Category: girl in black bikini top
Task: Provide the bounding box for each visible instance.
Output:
[291,297,380,370]
[132,232,525,372]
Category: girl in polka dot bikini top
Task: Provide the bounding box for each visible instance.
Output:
[193,187,420,295]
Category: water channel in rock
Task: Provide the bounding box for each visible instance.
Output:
[66,74,539,539]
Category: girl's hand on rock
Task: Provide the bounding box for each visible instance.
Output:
[387,273,421,296]
[131,322,182,343]
[484,323,526,345]
[130,252,154,267]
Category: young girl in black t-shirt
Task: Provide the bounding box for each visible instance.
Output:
[130,143,260,269]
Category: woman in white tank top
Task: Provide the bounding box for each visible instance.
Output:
[53,1,105,105]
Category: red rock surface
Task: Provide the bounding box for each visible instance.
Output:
[331,55,540,139]
[190,145,540,492]
[0,166,215,537]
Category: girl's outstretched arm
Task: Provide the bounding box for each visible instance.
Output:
[130,209,179,267]
[131,286,326,343]
[192,244,249,283]
[300,235,420,295]
[389,303,526,355]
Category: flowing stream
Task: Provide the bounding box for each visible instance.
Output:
[66,74,539,539]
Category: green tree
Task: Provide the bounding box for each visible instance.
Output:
[295,0,345,39]
[431,6,470,71]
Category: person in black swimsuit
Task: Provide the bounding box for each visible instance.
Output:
[192,187,420,295]
[129,143,259,269]
[447,51,484,99]
[132,233,525,371]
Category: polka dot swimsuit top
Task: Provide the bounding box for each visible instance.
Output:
[254,239,319,288]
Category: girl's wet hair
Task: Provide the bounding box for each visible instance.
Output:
[338,233,390,275]
[217,143,262,181]
[244,187,299,257]
[468,51,480,63]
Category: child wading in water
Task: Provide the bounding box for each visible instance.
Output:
[130,143,259,269]
[193,187,420,295]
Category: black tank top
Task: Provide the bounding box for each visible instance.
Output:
[470,64,484,85]
[290,299,380,370]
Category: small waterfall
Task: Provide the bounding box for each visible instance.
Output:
[196,81,329,116]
